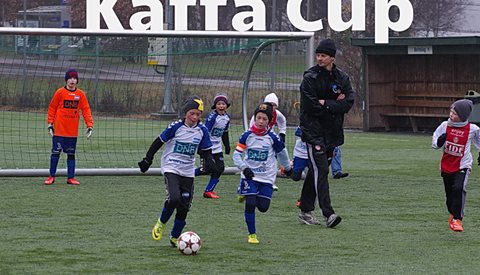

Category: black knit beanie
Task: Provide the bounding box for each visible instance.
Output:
[65,69,79,83]
[315,39,337,57]
[183,96,204,113]
[254,102,273,123]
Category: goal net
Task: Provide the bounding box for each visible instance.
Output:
[0,32,309,175]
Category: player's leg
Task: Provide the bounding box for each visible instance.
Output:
[169,175,194,246]
[45,136,63,185]
[256,182,273,213]
[203,153,224,199]
[449,169,469,232]
[152,172,180,241]
[64,137,79,185]
[238,179,260,244]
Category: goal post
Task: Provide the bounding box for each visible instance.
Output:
[0,29,313,176]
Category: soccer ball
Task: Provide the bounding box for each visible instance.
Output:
[178,231,202,255]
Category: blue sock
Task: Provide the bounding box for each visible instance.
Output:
[171,218,186,238]
[49,154,60,176]
[205,178,219,192]
[67,159,75,179]
[160,207,174,224]
[245,211,256,234]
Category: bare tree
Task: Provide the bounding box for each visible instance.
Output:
[412,0,471,37]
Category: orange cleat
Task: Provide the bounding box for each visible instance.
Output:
[203,191,220,199]
[44,176,55,185]
[450,219,463,232]
[67,178,80,185]
[449,214,453,225]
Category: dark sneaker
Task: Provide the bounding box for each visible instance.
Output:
[298,211,320,225]
[333,172,349,179]
[326,214,342,228]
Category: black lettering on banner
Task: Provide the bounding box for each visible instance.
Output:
[63,100,79,109]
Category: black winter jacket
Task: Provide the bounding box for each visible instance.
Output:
[299,64,354,150]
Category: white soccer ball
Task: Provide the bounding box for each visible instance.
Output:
[178,231,202,255]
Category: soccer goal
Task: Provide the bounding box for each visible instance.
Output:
[0,29,313,176]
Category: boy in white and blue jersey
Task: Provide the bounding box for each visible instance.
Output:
[138,96,216,247]
[233,102,292,244]
[195,93,231,199]
[291,126,309,181]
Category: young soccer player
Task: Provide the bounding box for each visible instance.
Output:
[234,102,292,244]
[432,99,480,232]
[138,96,216,247]
[44,69,93,185]
[195,93,231,199]
[249,93,287,191]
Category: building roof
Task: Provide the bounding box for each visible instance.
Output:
[351,36,480,55]
[17,6,64,14]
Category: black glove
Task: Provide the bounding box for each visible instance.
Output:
[279,133,286,143]
[48,124,54,137]
[477,152,480,166]
[243,168,254,180]
[283,167,293,177]
[138,157,152,173]
[437,133,447,147]
[224,144,231,155]
[86,127,93,139]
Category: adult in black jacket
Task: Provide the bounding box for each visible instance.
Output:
[297,38,354,227]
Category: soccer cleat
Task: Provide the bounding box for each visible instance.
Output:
[248,234,260,244]
[152,220,166,241]
[326,214,342,228]
[66,178,80,185]
[169,236,178,247]
[238,195,245,203]
[203,191,220,199]
[450,219,463,232]
[298,211,320,225]
[448,214,453,225]
[44,176,55,185]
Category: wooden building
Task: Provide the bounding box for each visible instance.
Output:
[351,36,480,132]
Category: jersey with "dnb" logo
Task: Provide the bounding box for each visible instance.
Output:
[159,120,212,177]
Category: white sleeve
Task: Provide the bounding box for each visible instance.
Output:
[276,110,287,134]
[472,124,480,151]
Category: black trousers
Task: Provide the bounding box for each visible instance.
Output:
[441,168,469,220]
[164,172,194,220]
[299,143,335,218]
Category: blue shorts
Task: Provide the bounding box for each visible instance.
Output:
[237,179,273,200]
[51,136,77,155]
[293,157,308,173]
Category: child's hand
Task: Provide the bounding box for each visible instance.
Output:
[138,157,152,173]
[243,168,254,180]
[437,133,447,147]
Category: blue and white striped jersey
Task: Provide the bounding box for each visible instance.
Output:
[159,120,212,177]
